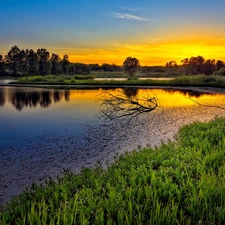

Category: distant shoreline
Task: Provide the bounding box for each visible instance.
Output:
[1,83,225,95]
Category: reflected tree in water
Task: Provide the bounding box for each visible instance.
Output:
[8,89,70,111]
[39,92,52,108]
[53,91,62,103]
[122,87,139,98]
[64,90,70,102]
[11,91,41,111]
[97,88,158,122]
[0,89,5,107]
[164,88,212,98]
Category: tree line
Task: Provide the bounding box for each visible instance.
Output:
[0,45,123,76]
[165,56,225,75]
[0,45,225,76]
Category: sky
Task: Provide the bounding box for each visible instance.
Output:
[1,0,225,65]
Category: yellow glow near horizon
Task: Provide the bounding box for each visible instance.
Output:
[68,89,224,108]
[55,37,225,66]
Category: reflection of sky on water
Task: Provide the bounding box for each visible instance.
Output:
[2,86,225,204]
[0,87,225,145]
[0,87,101,144]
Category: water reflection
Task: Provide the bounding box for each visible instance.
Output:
[2,86,225,204]
[97,88,157,122]
[0,88,70,111]
[122,87,139,98]
[164,88,212,98]
[0,87,221,113]
[0,89,5,107]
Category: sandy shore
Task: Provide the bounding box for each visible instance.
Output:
[1,87,225,205]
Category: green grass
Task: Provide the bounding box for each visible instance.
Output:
[173,74,225,87]
[91,71,128,78]
[91,70,164,78]
[15,74,225,88]
[18,74,95,84]
[1,117,225,224]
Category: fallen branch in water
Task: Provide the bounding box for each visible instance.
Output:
[97,90,158,122]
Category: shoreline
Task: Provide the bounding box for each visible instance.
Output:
[1,85,225,205]
[1,82,225,94]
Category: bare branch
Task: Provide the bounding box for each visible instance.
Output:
[96,90,158,122]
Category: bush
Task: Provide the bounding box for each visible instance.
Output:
[72,75,95,80]
[29,76,44,82]
[215,67,225,76]
[128,76,138,81]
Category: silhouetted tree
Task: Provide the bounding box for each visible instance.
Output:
[141,65,165,74]
[101,63,122,72]
[19,49,30,75]
[61,54,70,74]
[165,60,179,75]
[0,55,5,75]
[112,63,123,71]
[28,49,39,75]
[51,53,62,75]
[5,45,21,75]
[37,48,51,75]
[189,56,205,74]
[123,57,139,76]
[216,60,224,71]
[101,63,114,72]
[70,63,90,74]
[181,58,189,65]
[166,60,177,67]
[89,63,102,71]
[181,56,205,74]
[203,59,216,75]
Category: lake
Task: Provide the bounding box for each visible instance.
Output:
[1,86,225,205]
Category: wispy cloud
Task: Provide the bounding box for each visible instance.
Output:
[120,6,143,11]
[108,12,148,21]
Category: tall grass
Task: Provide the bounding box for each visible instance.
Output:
[173,74,225,87]
[19,74,95,84]
[17,74,225,87]
[1,117,225,224]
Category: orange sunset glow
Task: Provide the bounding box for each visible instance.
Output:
[1,1,225,66]
[48,30,225,66]
[65,38,225,65]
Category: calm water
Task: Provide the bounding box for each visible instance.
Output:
[1,86,225,204]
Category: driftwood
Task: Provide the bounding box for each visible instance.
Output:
[97,89,158,122]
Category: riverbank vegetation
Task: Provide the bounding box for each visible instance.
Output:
[1,45,225,78]
[1,117,225,224]
[15,74,225,88]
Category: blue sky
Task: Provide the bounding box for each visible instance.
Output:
[1,0,225,65]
